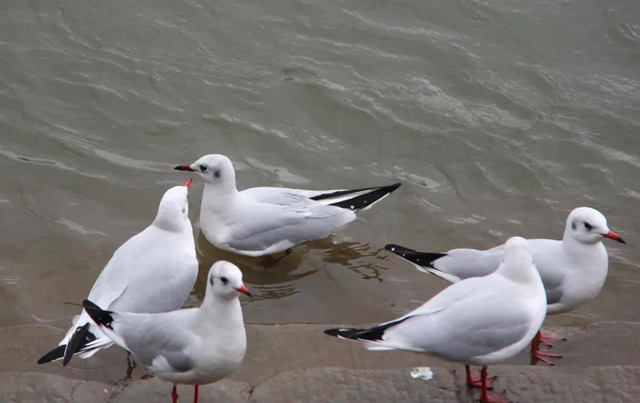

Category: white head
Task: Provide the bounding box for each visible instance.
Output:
[206,261,252,301]
[496,236,539,284]
[174,154,237,193]
[153,178,193,232]
[563,207,625,245]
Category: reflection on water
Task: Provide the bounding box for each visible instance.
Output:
[188,230,391,305]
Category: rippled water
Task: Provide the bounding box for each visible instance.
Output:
[1,0,639,367]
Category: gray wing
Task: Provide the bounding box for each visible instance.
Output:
[113,310,199,373]
[528,239,566,305]
[106,228,197,313]
[225,194,353,252]
[435,245,505,280]
[384,278,533,361]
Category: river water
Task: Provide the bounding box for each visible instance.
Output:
[1,0,639,375]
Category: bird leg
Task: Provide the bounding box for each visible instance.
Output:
[193,385,199,403]
[172,385,179,403]
[465,365,495,390]
[531,338,562,366]
[536,330,567,347]
[125,352,137,381]
[480,367,510,403]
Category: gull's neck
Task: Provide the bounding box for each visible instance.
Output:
[197,294,244,336]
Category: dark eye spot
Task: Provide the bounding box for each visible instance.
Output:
[220,276,228,285]
[209,276,214,286]
[214,169,221,179]
[199,165,208,172]
[571,221,577,230]
[584,222,593,230]
[182,207,186,214]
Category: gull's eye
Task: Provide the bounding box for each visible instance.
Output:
[220,277,228,285]
[584,222,593,230]
[200,165,208,172]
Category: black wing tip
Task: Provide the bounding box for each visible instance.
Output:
[326,182,402,212]
[62,322,91,366]
[325,318,409,342]
[388,182,402,191]
[37,345,66,364]
[324,327,362,338]
[384,244,447,267]
[82,299,114,329]
[384,243,417,253]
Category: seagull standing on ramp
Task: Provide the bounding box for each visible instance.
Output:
[83,261,251,403]
[325,237,547,403]
[38,179,198,366]
[175,154,401,256]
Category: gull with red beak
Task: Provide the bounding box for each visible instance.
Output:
[83,261,250,403]
[174,154,401,256]
[38,179,198,366]
[385,207,626,368]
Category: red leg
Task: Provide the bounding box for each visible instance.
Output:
[531,338,562,366]
[172,385,179,403]
[480,367,510,403]
[193,385,199,403]
[465,365,495,389]
[537,330,566,347]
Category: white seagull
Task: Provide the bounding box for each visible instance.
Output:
[38,179,198,366]
[385,207,625,365]
[174,154,401,257]
[82,261,251,403]
[325,237,547,403]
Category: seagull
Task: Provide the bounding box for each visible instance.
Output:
[82,261,251,403]
[325,237,547,403]
[385,207,626,365]
[174,154,401,256]
[38,179,198,366]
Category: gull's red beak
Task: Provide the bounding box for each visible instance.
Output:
[603,231,626,244]
[184,178,193,189]
[174,164,195,172]
[235,284,253,298]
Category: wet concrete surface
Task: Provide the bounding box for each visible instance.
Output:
[2,322,639,402]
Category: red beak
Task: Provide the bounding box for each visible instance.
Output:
[174,164,195,172]
[184,178,193,189]
[603,231,626,244]
[235,284,253,297]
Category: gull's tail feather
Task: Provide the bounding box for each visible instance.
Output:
[384,244,460,283]
[311,183,401,213]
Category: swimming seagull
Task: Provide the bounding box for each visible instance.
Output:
[384,207,625,365]
[82,261,250,403]
[37,179,198,366]
[174,154,401,256]
[325,237,546,403]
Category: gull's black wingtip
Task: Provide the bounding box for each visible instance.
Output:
[324,327,361,338]
[384,243,417,254]
[82,299,115,330]
[37,345,66,365]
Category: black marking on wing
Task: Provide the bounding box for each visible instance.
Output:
[82,299,115,330]
[324,316,411,342]
[385,244,447,269]
[311,183,401,213]
[37,345,66,365]
[62,322,96,366]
